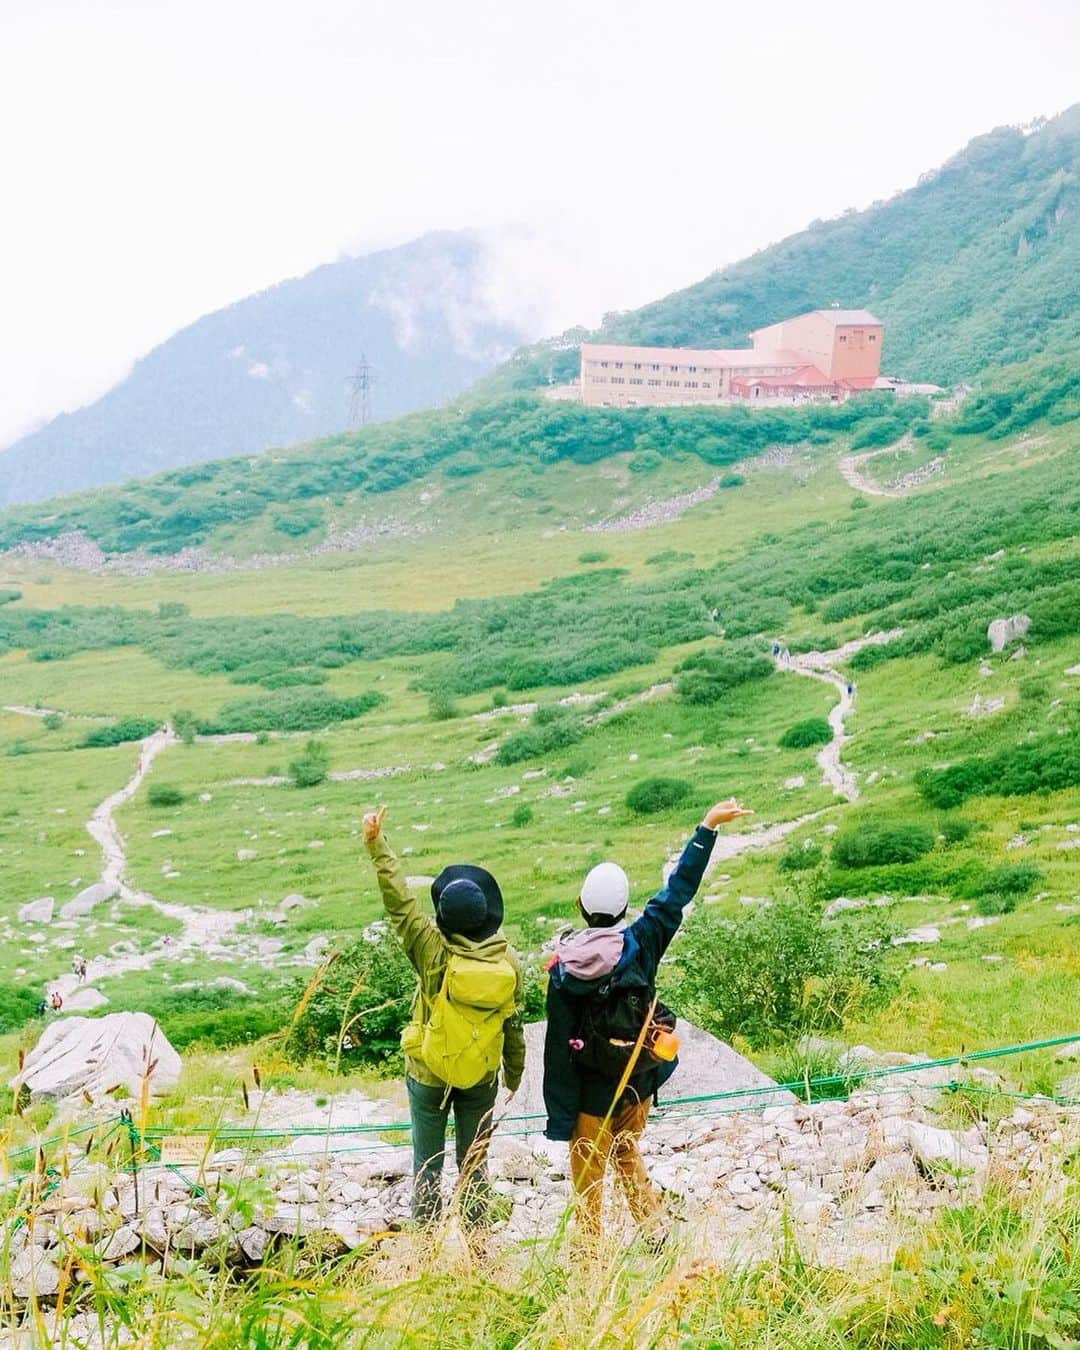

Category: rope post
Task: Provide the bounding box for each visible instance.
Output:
[120,1109,141,1217]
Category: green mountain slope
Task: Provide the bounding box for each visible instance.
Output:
[485,105,1080,391]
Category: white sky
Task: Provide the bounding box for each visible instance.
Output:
[0,0,1077,447]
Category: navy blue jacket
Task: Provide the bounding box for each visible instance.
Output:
[543,824,717,1140]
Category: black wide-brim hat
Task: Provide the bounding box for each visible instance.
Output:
[431,864,504,942]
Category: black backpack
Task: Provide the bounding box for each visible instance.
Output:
[570,973,677,1081]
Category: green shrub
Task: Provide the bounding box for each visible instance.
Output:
[496,705,586,766]
[917,735,1080,807]
[285,928,415,1069]
[675,644,773,705]
[625,777,692,815]
[510,802,534,828]
[779,840,824,872]
[142,984,288,1049]
[197,689,383,735]
[779,718,832,749]
[172,709,198,744]
[41,712,63,732]
[975,891,1017,917]
[980,861,1041,896]
[157,601,190,619]
[0,983,44,1033]
[578,551,609,564]
[938,816,975,845]
[428,690,459,721]
[0,589,21,606]
[719,472,744,489]
[666,898,897,1048]
[82,716,159,748]
[850,495,869,510]
[645,549,694,567]
[148,783,185,808]
[289,739,330,788]
[831,822,935,869]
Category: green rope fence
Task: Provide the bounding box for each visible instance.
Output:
[6,1030,1080,1182]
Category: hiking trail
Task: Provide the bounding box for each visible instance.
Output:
[677,630,903,882]
[839,438,943,497]
[48,725,250,995]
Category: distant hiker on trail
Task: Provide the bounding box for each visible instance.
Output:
[847,682,854,697]
[35,998,48,1017]
[772,641,780,657]
[49,991,63,1012]
[72,954,88,980]
[362,804,525,1230]
[543,797,753,1245]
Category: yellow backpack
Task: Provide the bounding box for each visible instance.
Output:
[419,952,517,1089]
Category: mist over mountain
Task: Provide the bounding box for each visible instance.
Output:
[0,230,539,506]
[486,106,1080,394]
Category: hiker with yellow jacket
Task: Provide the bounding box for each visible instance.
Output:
[362,805,525,1227]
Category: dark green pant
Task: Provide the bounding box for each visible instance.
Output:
[406,1074,498,1226]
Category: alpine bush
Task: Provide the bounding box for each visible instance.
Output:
[779,718,832,749]
[82,716,160,748]
[666,897,897,1048]
[625,777,692,814]
[674,644,773,705]
[831,822,935,869]
[148,783,185,807]
[289,739,331,788]
[286,928,416,1069]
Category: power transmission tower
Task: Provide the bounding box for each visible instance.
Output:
[346,355,375,427]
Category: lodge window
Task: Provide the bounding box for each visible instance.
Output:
[652,363,660,371]
[615,362,623,369]
[665,380,680,387]
[600,361,609,368]
[629,378,643,385]
[839,335,847,343]
[869,334,877,342]
[633,363,642,370]
[686,381,699,389]
[647,379,661,386]
[688,365,698,373]
[611,376,625,384]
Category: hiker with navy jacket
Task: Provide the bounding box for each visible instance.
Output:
[362,805,525,1229]
[543,797,753,1241]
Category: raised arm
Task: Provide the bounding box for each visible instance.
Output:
[362,806,442,975]
[628,798,753,976]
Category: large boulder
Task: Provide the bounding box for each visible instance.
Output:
[513,1018,792,1123]
[59,882,115,920]
[17,897,54,925]
[10,1012,181,1103]
[987,613,1030,653]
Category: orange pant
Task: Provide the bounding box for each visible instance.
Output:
[569,1095,661,1238]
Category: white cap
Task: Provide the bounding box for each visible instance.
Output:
[580,862,630,917]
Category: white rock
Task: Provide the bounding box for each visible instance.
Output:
[893,926,941,946]
[11,1011,181,1103]
[237,848,257,861]
[59,882,115,920]
[99,1225,141,1260]
[905,1121,987,1173]
[987,614,1030,653]
[9,1250,60,1299]
[18,897,54,925]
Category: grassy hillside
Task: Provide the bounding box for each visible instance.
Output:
[0,395,1077,1065]
[484,105,1080,392]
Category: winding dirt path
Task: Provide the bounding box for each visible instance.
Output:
[839,440,942,498]
[668,629,903,882]
[778,630,903,802]
[47,725,250,994]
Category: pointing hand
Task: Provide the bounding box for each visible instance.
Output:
[703,798,754,828]
[363,804,387,844]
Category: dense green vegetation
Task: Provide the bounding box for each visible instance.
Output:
[667,897,897,1048]
[0,392,921,556]
[779,717,833,749]
[487,106,1080,390]
[625,776,692,814]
